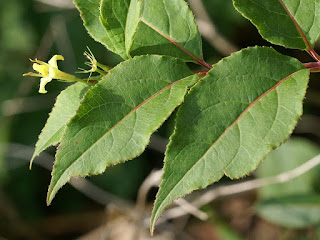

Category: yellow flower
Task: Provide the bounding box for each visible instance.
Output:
[23,55,79,94]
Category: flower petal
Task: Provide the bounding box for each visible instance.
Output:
[33,63,49,76]
[23,72,43,77]
[39,77,52,94]
[48,55,64,68]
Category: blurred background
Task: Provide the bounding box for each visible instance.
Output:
[0,0,320,239]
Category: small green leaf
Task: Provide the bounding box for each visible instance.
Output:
[257,195,320,228]
[47,55,198,205]
[74,0,129,59]
[151,47,309,232]
[233,0,320,50]
[257,138,320,198]
[30,83,91,168]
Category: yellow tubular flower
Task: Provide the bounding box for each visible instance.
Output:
[23,55,80,94]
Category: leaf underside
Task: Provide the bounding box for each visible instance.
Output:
[47,55,198,205]
[31,83,91,167]
[233,0,320,50]
[151,46,310,231]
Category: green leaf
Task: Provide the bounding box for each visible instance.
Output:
[47,55,198,205]
[124,0,203,62]
[76,0,204,62]
[257,195,320,228]
[257,138,320,198]
[98,0,204,62]
[30,83,91,168]
[151,47,309,232]
[233,0,320,50]
[99,0,130,59]
[74,0,129,59]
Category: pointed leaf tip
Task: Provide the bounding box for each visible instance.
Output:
[47,55,199,204]
[151,47,310,229]
[30,83,91,170]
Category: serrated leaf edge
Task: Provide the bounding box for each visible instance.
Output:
[232,0,315,50]
[30,83,91,169]
[47,57,197,204]
[150,57,309,233]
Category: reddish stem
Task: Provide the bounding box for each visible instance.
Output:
[87,80,98,84]
[304,62,320,68]
[196,60,213,70]
[307,49,320,62]
[193,70,208,73]
[193,68,212,77]
[308,68,320,73]
[304,62,320,72]
[278,0,320,62]
[140,18,212,70]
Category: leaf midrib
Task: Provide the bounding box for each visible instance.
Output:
[139,18,202,63]
[124,0,204,64]
[277,0,311,49]
[54,76,191,188]
[154,69,304,219]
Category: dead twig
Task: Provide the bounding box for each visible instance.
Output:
[146,153,320,226]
